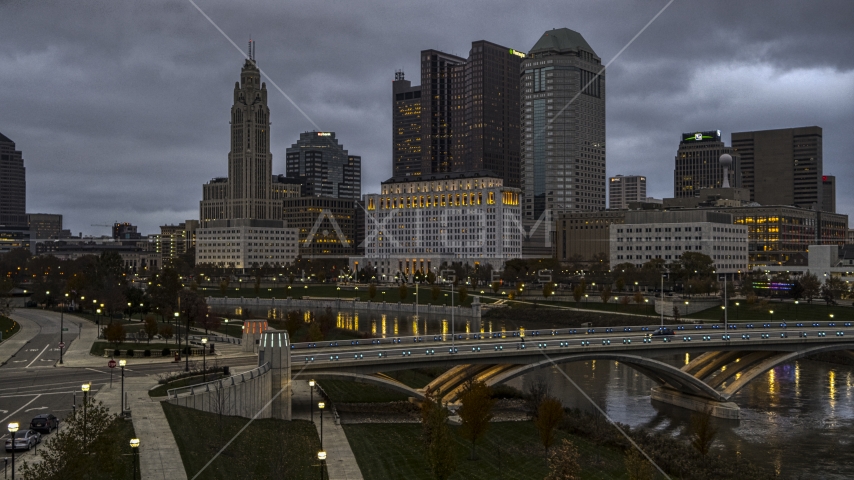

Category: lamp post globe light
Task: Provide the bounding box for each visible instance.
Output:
[308,380,316,423]
[130,438,140,480]
[201,338,208,381]
[119,359,127,413]
[318,401,325,448]
[8,422,19,480]
[317,451,327,480]
[173,312,180,345]
[81,383,90,451]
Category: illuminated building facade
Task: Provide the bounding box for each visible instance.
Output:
[352,172,522,280]
[392,71,422,177]
[419,42,522,187]
[282,196,355,258]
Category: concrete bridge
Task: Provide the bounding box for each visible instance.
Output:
[292,321,854,419]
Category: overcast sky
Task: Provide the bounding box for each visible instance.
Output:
[1,0,852,236]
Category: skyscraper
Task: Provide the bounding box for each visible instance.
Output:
[196,46,300,269]
[199,49,283,226]
[0,132,26,227]
[609,175,647,209]
[521,28,606,219]
[731,126,823,209]
[285,131,362,200]
[392,71,422,177]
[673,130,739,198]
[416,42,522,187]
[420,50,465,176]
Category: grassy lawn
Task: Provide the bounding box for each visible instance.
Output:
[382,368,444,389]
[318,379,411,403]
[344,422,630,480]
[162,403,324,479]
[90,341,178,356]
[686,299,854,322]
[149,373,225,397]
[0,315,20,343]
[201,284,484,307]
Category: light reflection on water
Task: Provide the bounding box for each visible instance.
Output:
[508,357,854,479]
[325,309,854,478]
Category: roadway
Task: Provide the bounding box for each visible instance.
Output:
[0,309,257,467]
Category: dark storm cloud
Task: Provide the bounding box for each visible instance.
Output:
[0,0,852,235]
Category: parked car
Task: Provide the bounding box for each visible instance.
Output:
[5,429,41,452]
[30,414,59,433]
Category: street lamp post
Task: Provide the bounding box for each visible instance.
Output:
[129,438,140,480]
[8,422,18,480]
[61,293,68,365]
[317,451,327,480]
[81,384,90,451]
[769,310,774,323]
[119,360,126,413]
[201,338,208,381]
[224,319,229,338]
[308,380,315,423]
[318,402,325,448]
[735,302,740,321]
[794,300,798,322]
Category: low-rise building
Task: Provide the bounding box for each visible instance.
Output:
[195,219,298,269]
[611,210,748,274]
[554,210,626,263]
[157,221,199,265]
[351,172,522,280]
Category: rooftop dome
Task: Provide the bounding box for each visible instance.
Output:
[529,28,596,56]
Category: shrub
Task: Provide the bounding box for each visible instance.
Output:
[144,349,151,357]
[161,348,171,356]
[127,349,134,357]
[113,349,121,357]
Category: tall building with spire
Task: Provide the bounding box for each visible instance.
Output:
[196,45,299,269]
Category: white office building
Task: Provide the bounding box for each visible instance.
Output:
[351,172,522,281]
[195,219,298,269]
[610,210,748,274]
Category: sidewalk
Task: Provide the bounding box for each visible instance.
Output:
[57,313,99,366]
[95,376,188,480]
[292,380,363,480]
[0,310,40,364]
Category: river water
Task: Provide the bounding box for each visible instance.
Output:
[331,311,854,479]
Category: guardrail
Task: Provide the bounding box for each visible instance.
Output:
[168,362,271,399]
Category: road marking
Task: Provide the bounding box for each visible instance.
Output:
[0,391,96,399]
[24,407,47,412]
[11,360,26,363]
[86,368,108,375]
[0,394,41,424]
[25,344,51,368]
[0,409,7,414]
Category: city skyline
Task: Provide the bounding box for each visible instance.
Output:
[0,0,852,234]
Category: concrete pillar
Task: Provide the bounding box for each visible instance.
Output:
[258,331,291,420]
[650,387,740,419]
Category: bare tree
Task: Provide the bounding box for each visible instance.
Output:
[526,375,551,420]
[458,380,494,460]
[690,409,718,459]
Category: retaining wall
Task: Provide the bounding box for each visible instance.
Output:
[167,363,273,419]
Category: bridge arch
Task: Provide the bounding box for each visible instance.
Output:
[306,371,425,400]
[428,353,726,403]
